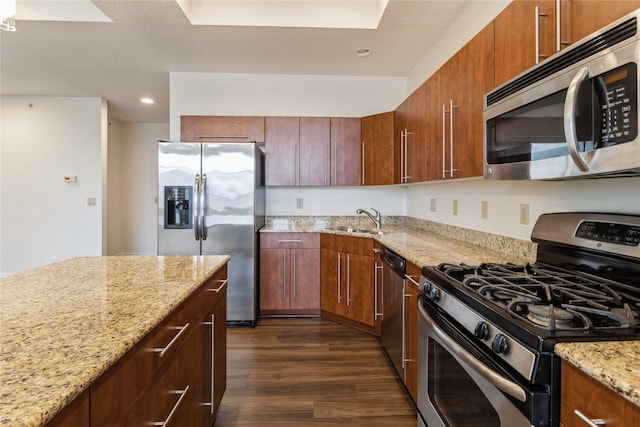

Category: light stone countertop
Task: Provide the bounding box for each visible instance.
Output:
[0,255,229,427]
[261,216,536,269]
[555,341,640,408]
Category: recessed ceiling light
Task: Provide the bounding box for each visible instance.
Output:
[355,48,372,57]
[140,97,154,104]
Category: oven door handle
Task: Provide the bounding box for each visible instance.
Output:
[418,302,527,403]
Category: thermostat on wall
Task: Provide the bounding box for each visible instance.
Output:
[64,175,77,183]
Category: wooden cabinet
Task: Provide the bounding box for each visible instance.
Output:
[494,0,557,86]
[431,23,494,180]
[569,0,640,43]
[260,233,321,316]
[361,111,395,186]
[330,117,362,186]
[300,117,331,186]
[89,266,227,427]
[395,84,427,183]
[561,360,640,427]
[320,234,376,334]
[180,115,265,142]
[494,0,640,87]
[403,262,421,403]
[265,116,299,186]
[45,390,90,427]
[201,265,228,425]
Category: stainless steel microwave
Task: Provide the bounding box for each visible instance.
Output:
[484,10,640,180]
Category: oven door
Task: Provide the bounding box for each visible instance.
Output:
[417,301,547,427]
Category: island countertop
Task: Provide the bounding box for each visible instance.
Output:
[0,255,229,427]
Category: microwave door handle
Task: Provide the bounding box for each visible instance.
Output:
[564,66,591,172]
[418,302,527,403]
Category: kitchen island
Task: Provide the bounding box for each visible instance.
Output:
[0,255,229,427]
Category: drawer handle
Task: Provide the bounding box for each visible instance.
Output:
[154,323,190,358]
[207,279,228,293]
[574,410,606,426]
[151,384,190,426]
[405,274,420,287]
[278,239,302,243]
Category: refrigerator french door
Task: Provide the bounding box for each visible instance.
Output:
[158,141,265,326]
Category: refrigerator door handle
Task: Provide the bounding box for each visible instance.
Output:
[194,174,201,241]
[200,173,207,240]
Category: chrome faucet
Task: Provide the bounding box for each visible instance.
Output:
[356,208,381,230]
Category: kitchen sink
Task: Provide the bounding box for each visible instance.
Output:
[324,226,383,235]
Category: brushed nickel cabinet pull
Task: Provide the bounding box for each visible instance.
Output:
[207,279,228,293]
[154,323,190,358]
[573,410,605,426]
[151,385,190,426]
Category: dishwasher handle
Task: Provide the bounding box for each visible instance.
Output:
[380,246,406,275]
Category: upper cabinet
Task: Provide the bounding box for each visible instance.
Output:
[265,116,299,186]
[361,112,395,186]
[494,0,640,87]
[494,0,557,87]
[300,117,331,186]
[395,84,427,183]
[330,117,362,186]
[431,22,495,180]
[181,115,265,142]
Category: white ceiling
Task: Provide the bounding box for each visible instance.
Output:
[0,0,470,123]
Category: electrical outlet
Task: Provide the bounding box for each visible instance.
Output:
[481,201,488,219]
[520,203,530,225]
[453,199,458,215]
[430,198,436,212]
[296,198,303,209]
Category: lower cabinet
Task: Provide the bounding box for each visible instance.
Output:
[45,390,90,427]
[88,264,228,427]
[260,233,321,316]
[404,262,421,403]
[560,360,640,427]
[320,234,377,334]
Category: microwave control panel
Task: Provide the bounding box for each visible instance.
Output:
[599,63,637,145]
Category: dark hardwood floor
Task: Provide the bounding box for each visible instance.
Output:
[215,317,417,427]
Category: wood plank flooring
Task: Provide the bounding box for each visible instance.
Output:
[215,317,417,427]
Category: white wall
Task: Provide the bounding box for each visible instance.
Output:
[406,177,640,240]
[107,122,169,255]
[0,96,105,275]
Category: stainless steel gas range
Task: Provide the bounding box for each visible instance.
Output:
[416,212,640,427]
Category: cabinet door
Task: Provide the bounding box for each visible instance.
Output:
[344,253,375,327]
[448,22,495,179]
[299,117,330,186]
[265,116,299,186]
[404,84,428,183]
[180,116,265,142]
[570,0,640,43]
[291,248,321,311]
[404,263,422,403]
[212,281,227,416]
[330,117,362,186]
[320,248,344,316]
[259,248,289,311]
[45,390,90,427]
[362,112,395,185]
[394,100,408,184]
[494,0,556,87]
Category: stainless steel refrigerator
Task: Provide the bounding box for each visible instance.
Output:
[158,141,265,326]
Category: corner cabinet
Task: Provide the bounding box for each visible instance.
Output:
[395,84,427,183]
[320,234,377,334]
[88,265,227,427]
[362,111,395,186]
[560,360,640,427]
[259,233,321,316]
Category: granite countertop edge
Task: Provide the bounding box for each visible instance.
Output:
[0,255,230,427]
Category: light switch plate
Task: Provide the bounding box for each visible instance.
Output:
[430,198,436,212]
[481,201,488,219]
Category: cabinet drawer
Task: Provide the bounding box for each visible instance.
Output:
[260,232,320,249]
[90,288,203,427]
[203,264,228,309]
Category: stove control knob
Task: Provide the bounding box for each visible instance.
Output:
[491,334,509,354]
[474,322,489,340]
[428,287,440,302]
[421,282,431,294]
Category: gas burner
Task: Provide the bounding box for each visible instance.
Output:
[526,304,575,329]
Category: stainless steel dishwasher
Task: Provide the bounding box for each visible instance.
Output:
[379,245,406,380]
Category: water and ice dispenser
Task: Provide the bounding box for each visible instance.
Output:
[164,186,192,229]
